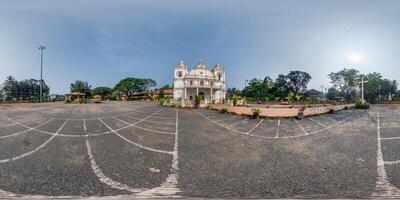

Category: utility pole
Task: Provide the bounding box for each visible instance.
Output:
[358,75,368,103]
[38,45,46,102]
[244,79,249,98]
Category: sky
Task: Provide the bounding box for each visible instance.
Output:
[0,0,399,94]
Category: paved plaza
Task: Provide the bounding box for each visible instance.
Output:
[0,102,400,199]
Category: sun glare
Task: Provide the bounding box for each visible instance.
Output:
[348,53,363,63]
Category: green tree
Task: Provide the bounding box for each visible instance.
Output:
[275,74,289,98]
[227,87,241,96]
[328,68,359,101]
[243,78,263,100]
[363,73,398,103]
[114,77,157,97]
[70,80,91,96]
[327,87,342,100]
[286,70,312,97]
[1,76,50,101]
[91,87,113,98]
[261,76,277,100]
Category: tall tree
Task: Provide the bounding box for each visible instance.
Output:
[261,76,277,100]
[91,86,113,98]
[286,70,312,97]
[363,72,398,102]
[328,68,359,101]
[1,76,49,101]
[70,80,91,96]
[275,74,290,98]
[114,77,157,97]
[243,78,263,100]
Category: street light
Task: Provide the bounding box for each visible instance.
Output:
[38,44,46,102]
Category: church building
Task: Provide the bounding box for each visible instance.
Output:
[173,59,226,106]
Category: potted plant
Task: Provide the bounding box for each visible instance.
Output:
[232,95,238,106]
[194,95,201,108]
[219,108,228,114]
[251,108,261,119]
[298,106,306,119]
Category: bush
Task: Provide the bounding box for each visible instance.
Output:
[355,100,370,109]
[159,98,166,105]
[232,95,238,106]
[251,108,261,119]
[77,97,85,104]
[65,98,71,104]
[194,95,201,105]
[219,108,228,114]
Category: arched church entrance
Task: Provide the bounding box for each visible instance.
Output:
[199,92,205,100]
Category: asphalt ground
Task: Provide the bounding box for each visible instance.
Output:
[0,102,399,199]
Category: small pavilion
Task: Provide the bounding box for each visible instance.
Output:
[65,92,86,103]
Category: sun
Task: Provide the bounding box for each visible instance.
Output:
[348,53,363,63]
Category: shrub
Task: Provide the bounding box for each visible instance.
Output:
[77,97,85,104]
[251,108,261,119]
[65,98,71,104]
[219,108,228,114]
[355,100,370,109]
[232,95,238,106]
[165,97,171,104]
[30,96,38,102]
[194,95,201,105]
[159,98,166,105]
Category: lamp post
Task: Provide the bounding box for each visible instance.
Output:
[38,45,46,102]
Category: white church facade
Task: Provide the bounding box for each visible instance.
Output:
[173,60,226,106]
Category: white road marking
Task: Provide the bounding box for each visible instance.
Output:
[136,109,181,198]
[384,160,400,165]
[380,126,400,129]
[1,110,173,138]
[199,110,351,139]
[0,118,54,139]
[0,119,68,163]
[99,110,174,155]
[198,111,246,134]
[372,111,400,196]
[246,119,264,135]
[320,115,338,122]
[123,114,175,125]
[85,137,145,193]
[129,113,174,120]
[294,119,308,135]
[308,117,327,128]
[83,119,87,133]
[381,136,400,140]
[275,120,280,138]
[229,118,248,128]
[215,116,236,122]
[113,117,175,135]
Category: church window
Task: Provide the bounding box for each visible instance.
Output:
[176,71,183,77]
[190,80,193,86]
[210,81,213,86]
[200,81,204,86]
[217,73,222,81]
